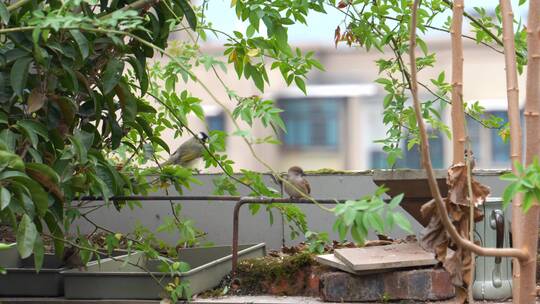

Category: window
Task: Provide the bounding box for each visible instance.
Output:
[370,150,389,169]
[207,113,225,132]
[399,131,445,169]
[467,115,482,159]
[489,111,509,164]
[279,97,343,149]
[466,110,521,167]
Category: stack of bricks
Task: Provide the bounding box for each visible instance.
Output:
[319,268,455,302]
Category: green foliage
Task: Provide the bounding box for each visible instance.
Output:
[332,188,411,245]
[0,1,330,297]
[501,158,540,212]
[305,230,329,254]
[333,0,526,166]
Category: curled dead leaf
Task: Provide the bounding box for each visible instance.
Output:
[337,0,349,9]
[447,163,490,207]
[334,26,341,48]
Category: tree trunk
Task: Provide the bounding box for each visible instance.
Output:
[516,0,540,301]
[451,0,466,164]
[499,0,529,301]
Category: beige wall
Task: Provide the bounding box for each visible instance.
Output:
[158,38,519,172]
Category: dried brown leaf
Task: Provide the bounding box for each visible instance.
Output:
[447,163,490,207]
[334,26,341,48]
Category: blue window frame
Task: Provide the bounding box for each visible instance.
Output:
[398,131,445,169]
[279,97,343,149]
[207,113,225,132]
[370,150,389,169]
[489,111,509,164]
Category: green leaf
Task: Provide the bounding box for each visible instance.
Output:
[350,223,365,245]
[16,214,38,259]
[44,212,64,258]
[26,163,60,184]
[33,235,44,273]
[365,212,385,233]
[502,182,520,207]
[16,120,49,148]
[343,209,356,226]
[0,187,10,210]
[294,77,306,94]
[392,212,413,234]
[388,193,404,209]
[0,2,9,25]
[69,30,90,59]
[101,58,124,94]
[11,176,48,217]
[0,150,25,171]
[10,56,33,98]
[273,26,292,55]
[152,136,170,154]
[178,0,197,30]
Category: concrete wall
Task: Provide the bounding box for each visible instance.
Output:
[75,170,511,250]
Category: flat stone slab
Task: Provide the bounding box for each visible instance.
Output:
[315,254,356,274]
[334,243,437,272]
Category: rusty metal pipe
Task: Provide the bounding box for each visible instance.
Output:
[78,195,242,201]
[231,197,347,276]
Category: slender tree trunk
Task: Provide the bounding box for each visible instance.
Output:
[499,0,528,301]
[451,1,475,300]
[517,0,540,301]
[451,0,466,164]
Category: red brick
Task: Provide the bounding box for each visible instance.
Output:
[305,272,320,296]
[430,269,455,299]
[320,268,455,302]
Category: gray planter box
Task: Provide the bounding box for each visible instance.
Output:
[63,243,265,299]
[0,246,128,297]
[0,246,66,297]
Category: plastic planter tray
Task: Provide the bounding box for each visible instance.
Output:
[62,243,266,299]
[0,244,65,297]
[0,246,128,297]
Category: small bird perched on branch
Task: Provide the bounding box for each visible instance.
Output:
[162,132,209,168]
[284,166,311,199]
